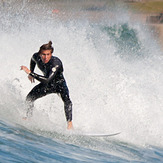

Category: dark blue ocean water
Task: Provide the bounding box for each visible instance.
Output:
[0,120,163,163]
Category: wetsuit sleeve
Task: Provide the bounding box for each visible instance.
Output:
[30,58,36,73]
[30,54,38,73]
[29,65,59,84]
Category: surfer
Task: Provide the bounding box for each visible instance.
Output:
[21,41,73,130]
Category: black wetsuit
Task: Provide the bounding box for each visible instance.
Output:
[26,52,72,122]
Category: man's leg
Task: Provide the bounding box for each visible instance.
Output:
[26,83,48,117]
[59,84,72,122]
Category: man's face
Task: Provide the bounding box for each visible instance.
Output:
[40,50,52,64]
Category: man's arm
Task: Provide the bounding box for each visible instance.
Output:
[29,65,59,84]
[28,58,36,83]
[30,58,36,73]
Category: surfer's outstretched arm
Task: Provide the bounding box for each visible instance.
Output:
[21,65,60,84]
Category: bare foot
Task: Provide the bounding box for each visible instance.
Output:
[67,121,73,130]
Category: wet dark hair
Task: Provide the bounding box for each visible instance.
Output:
[39,41,54,54]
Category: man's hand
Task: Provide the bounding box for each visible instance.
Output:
[28,75,35,83]
[20,66,31,74]
[67,121,73,130]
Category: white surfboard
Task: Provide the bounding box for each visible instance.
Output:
[84,132,121,137]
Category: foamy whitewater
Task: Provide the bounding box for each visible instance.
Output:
[0,0,163,162]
